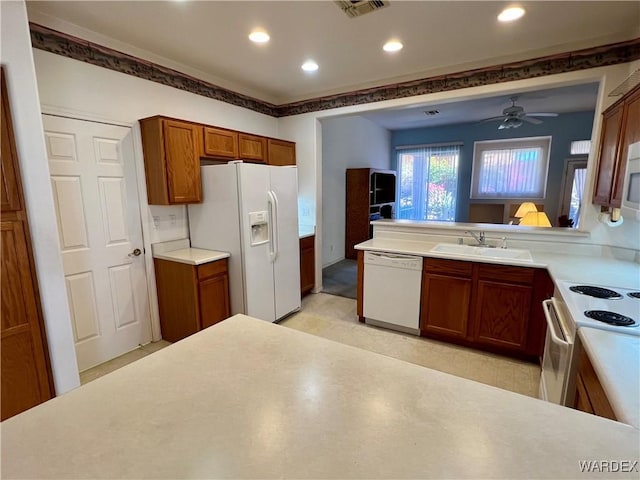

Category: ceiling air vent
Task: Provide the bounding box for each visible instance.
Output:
[335,0,390,18]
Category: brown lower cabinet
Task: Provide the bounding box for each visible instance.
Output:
[573,349,616,420]
[357,252,553,360]
[154,257,231,342]
[420,258,552,360]
[300,235,315,296]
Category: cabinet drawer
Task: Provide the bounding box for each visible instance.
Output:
[477,263,534,284]
[197,258,228,280]
[268,138,296,166]
[203,127,238,159]
[300,235,314,251]
[239,134,267,162]
[424,257,473,277]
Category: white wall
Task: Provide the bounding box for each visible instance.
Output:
[29,48,279,376]
[321,116,391,266]
[1,1,80,394]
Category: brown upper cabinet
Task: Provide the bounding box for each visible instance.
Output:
[140,115,297,204]
[238,133,268,163]
[268,139,296,166]
[203,126,238,159]
[593,84,640,207]
[140,116,203,205]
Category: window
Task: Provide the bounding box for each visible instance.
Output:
[471,137,551,199]
[570,140,591,155]
[396,144,459,221]
[559,158,588,227]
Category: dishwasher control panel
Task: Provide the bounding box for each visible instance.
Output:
[364,251,423,270]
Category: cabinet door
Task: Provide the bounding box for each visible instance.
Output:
[574,373,594,414]
[198,273,230,329]
[420,273,472,339]
[1,220,53,420]
[593,106,623,206]
[611,86,640,207]
[472,280,532,352]
[268,139,296,166]
[163,120,202,203]
[238,133,267,163]
[154,259,199,343]
[576,350,616,420]
[299,236,315,295]
[203,127,238,159]
[1,85,21,212]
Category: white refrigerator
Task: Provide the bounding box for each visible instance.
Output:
[188,162,301,322]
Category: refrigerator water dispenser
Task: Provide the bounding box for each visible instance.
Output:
[249,211,269,246]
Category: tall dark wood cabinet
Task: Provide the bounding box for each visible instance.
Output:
[1,68,54,420]
[345,168,396,259]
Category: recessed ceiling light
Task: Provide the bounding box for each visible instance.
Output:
[498,6,525,22]
[249,31,270,44]
[301,61,319,72]
[383,40,403,53]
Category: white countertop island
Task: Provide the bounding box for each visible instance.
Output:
[2,315,639,479]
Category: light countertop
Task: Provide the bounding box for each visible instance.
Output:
[299,225,315,239]
[152,239,229,265]
[355,238,640,289]
[2,315,639,479]
[578,328,640,429]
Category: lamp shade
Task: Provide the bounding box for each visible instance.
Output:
[520,211,552,227]
[515,202,538,218]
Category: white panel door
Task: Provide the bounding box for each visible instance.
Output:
[269,166,301,319]
[43,115,151,371]
[237,163,276,321]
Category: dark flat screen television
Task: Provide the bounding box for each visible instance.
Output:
[371,172,396,205]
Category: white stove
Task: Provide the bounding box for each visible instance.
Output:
[540,280,640,406]
[555,280,640,336]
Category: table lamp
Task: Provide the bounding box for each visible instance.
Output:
[520,211,552,227]
[514,202,538,219]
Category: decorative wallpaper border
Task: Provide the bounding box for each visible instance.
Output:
[30,23,640,118]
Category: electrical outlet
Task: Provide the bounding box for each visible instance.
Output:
[169,214,176,226]
[152,216,160,228]
[330,244,334,252]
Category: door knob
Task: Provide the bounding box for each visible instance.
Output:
[128,248,142,257]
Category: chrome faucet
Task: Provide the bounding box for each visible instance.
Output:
[465,230,487,246]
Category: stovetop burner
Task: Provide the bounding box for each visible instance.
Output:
[628,292,640,299]
[570,285,623,299]
[584,310,637,327]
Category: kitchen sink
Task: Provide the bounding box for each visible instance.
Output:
[430,243,533,262]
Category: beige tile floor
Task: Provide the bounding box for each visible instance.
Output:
[79,340,171,384]
[280,293,541,398]
[80,293,541,398]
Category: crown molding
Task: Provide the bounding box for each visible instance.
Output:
[29,23,640,119]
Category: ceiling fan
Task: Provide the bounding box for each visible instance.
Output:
[481,96,558,129]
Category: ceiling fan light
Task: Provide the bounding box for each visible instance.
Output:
[499,117,522,129]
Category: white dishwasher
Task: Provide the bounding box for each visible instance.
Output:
[363,251,423,334]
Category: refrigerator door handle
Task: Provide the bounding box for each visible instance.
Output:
[270,190,280,261]
[267,191,277,263]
